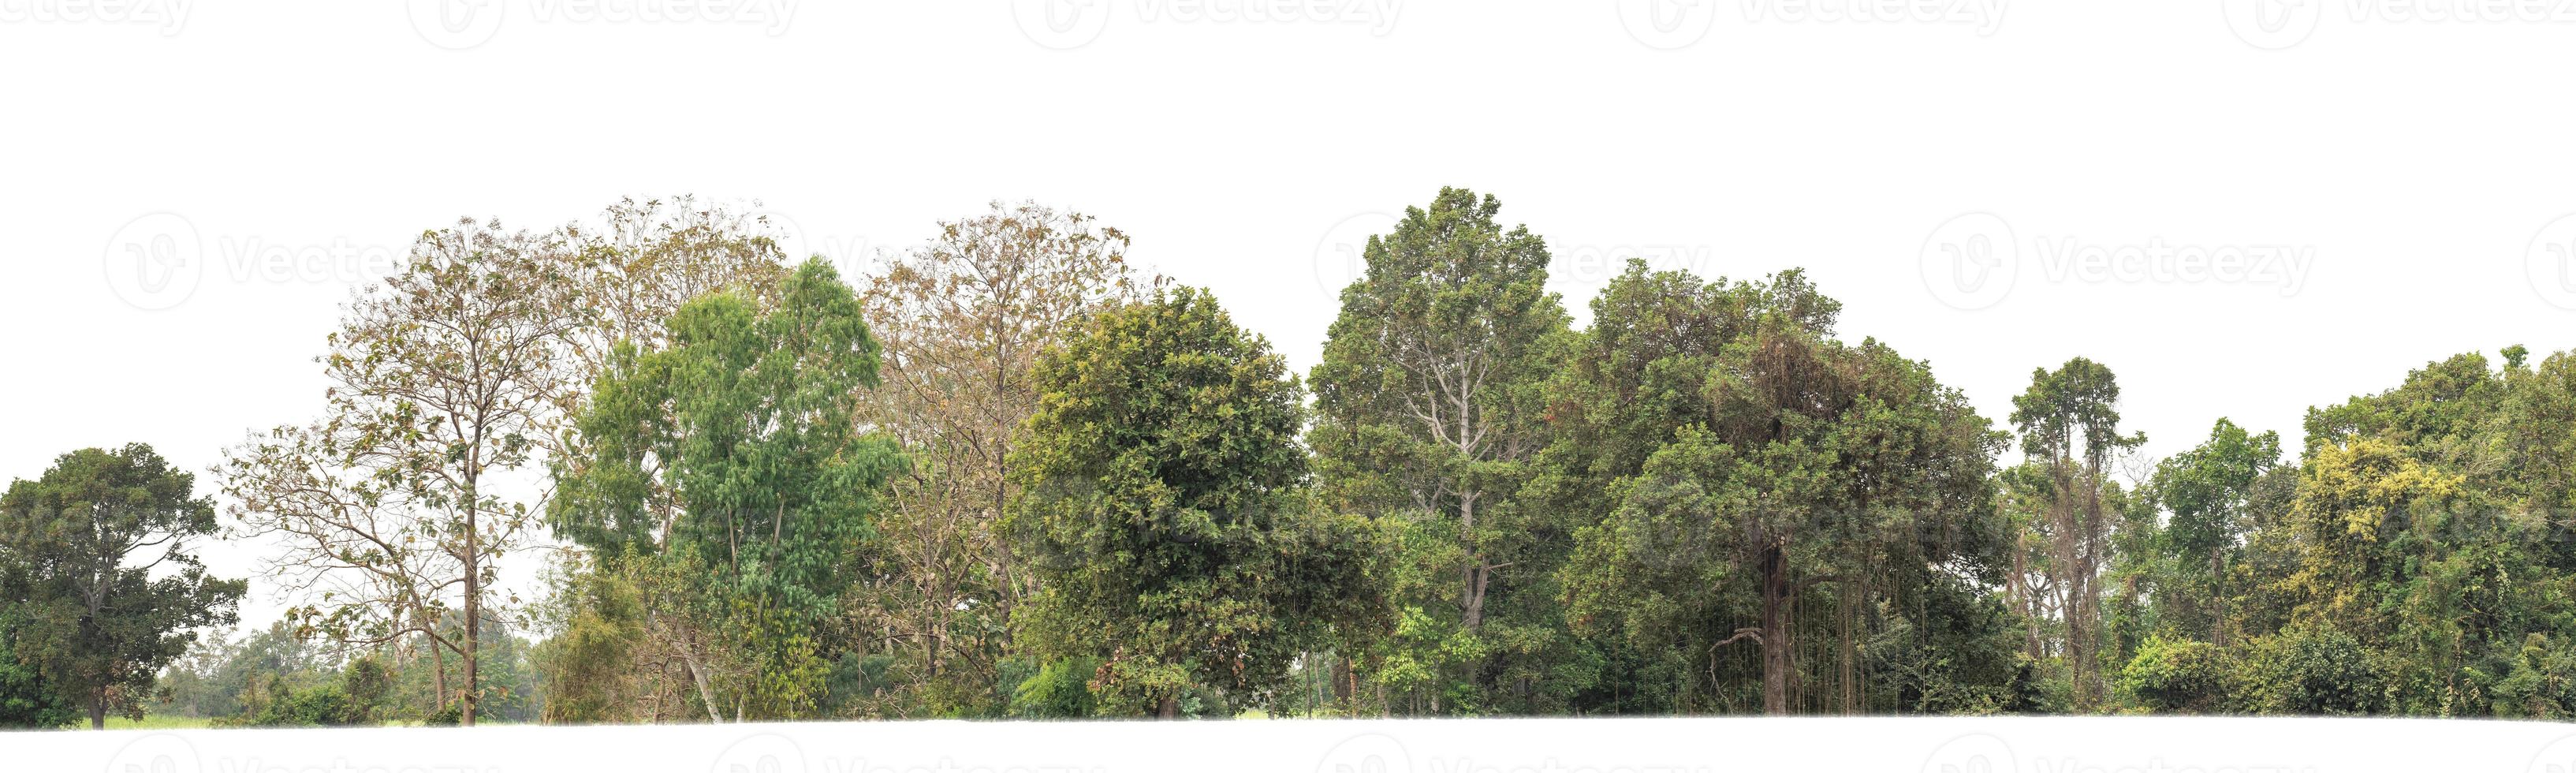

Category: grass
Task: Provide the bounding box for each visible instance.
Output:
[95,714,214,730]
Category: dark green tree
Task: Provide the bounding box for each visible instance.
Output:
[0,444,244,728]
[1554,263,2004,715]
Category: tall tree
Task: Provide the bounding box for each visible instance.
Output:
[1009,287,1381,718]
[222,219,580,726]
[552,258,904,720]
[2149,418,2280,647]
[856,201,1150,714]
[2007,357,2144,708]
[0,444,244,728]
[1307,187,1571,714]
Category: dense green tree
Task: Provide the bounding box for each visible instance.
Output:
[2149,419,2281,647]
[1308,188,1574,715]
[1553,263,2007,715]
[1009,287,1381,718]
[0,444,244,728]
[553,258,904,721]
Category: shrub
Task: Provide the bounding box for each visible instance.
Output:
[2118,637,2231,713]
[2235,627,2378,715]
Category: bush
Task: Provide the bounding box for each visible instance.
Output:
[1008,657,1100,719]
[219,660,391,727]
[2118,637,2231,713]
[0,640,76,729]
[2235,627,2378,715]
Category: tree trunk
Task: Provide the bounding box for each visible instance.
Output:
[463,519,481,726]
[1759,544,1791,715]
[88,693,106,730]
[1158,693,1180,719]
[680,644,724,723]
[2210,546,2228,648]
[1460,495,1486,631]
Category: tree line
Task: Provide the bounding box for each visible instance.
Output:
[8,189,2576,726]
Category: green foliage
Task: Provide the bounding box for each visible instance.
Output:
[2234,627,2378,715]
[1006,657,1101,719]
[1308,188,1573,715]
[531,559,645,724]
[554,258,904,720]
[2117,637,2230,713]
[0,443,244,728]
[1553,262,2006,715]
[1010,286,1381,717]
[0,617,78,728]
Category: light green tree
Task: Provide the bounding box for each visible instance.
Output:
[553,258,904,721]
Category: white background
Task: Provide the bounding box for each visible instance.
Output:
[6,0,2576,761]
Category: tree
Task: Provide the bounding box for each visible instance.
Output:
[553,258,904,720]
[2150,419,2280,646]
[856,201,1150,715]
[2007,357,2145,708]
[1009,287,1381,718]
[1554,263,2004,715]
[0,444,244,728]
[222,219,581,726]
[1307,187,1572,715]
